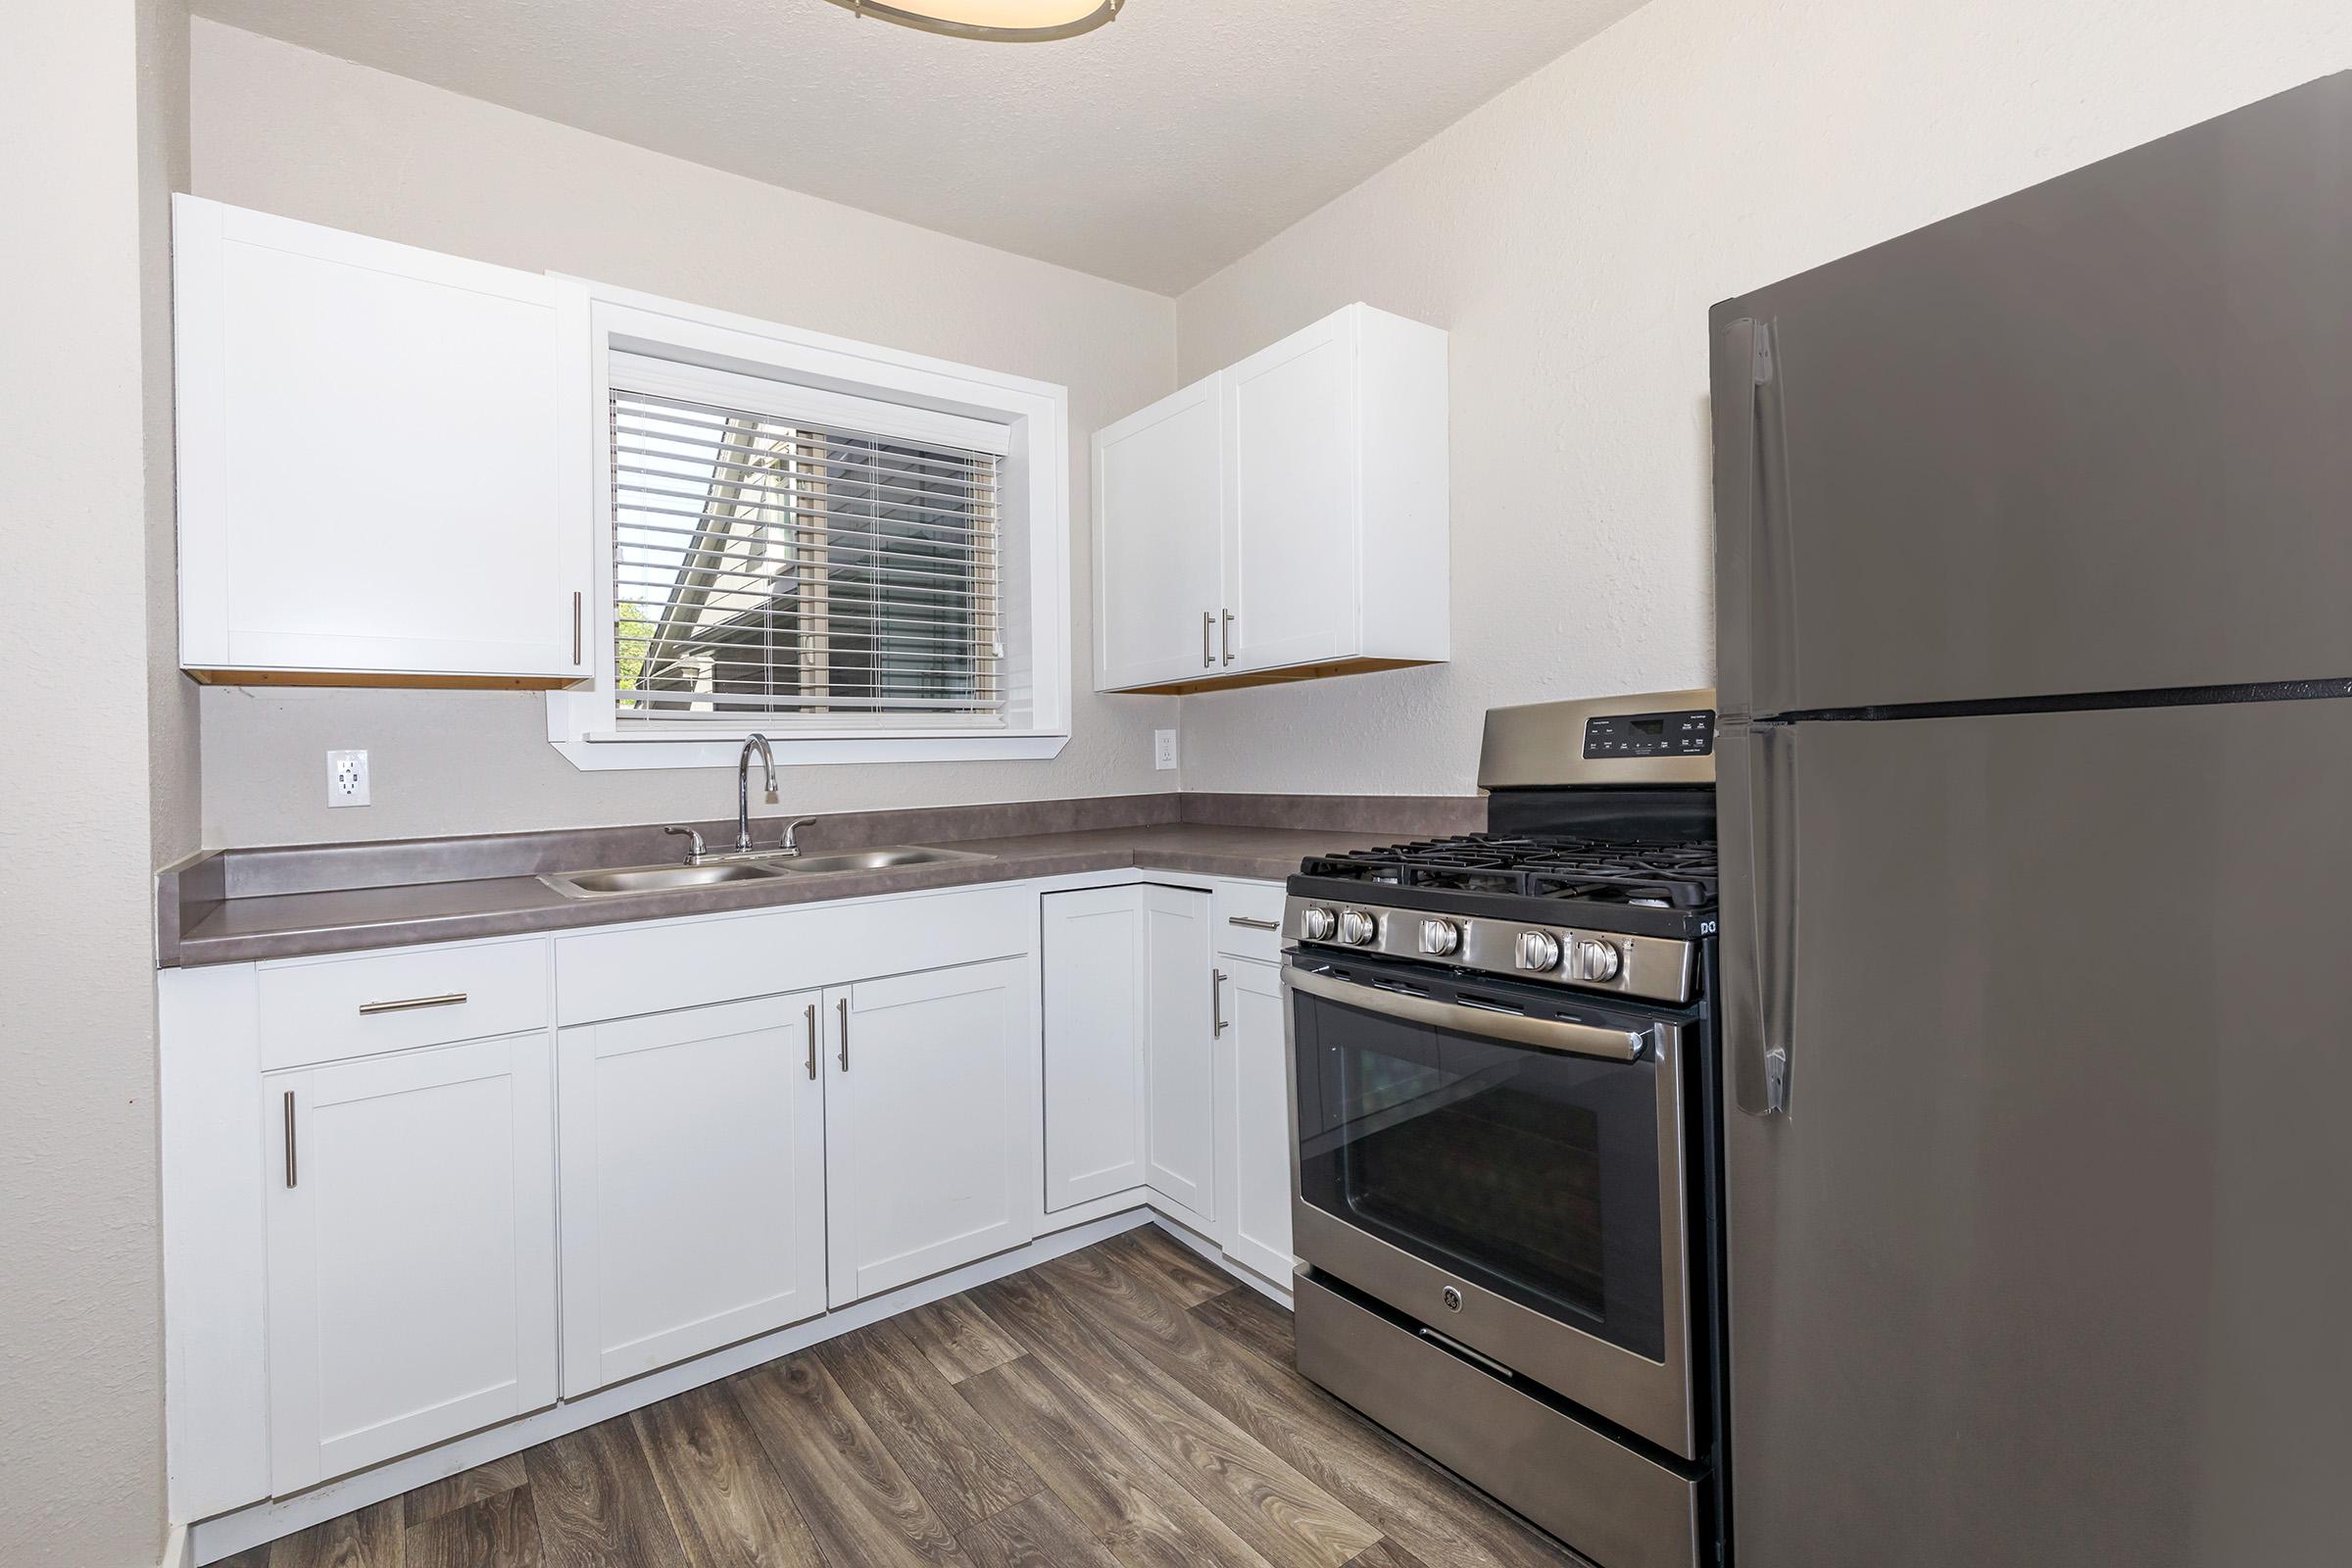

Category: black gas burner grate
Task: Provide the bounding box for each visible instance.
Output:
[1302,833,1719,910]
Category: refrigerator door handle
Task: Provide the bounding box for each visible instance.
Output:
[1712,315,1794,723]
[1730,722,1799,1116]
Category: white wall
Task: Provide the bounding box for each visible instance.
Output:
[0,1,187,1562]
[1174,0,2352,795]
[188,20,1177,849]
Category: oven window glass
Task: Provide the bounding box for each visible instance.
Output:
[1295,977,1668,1361]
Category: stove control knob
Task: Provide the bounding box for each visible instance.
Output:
[1572,939,1624,983]
[1516,930,1563,972]
[1418,918,1462,956]
[1338,908,1381,947]
[1298,906,1338,943]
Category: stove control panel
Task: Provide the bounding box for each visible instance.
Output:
[1285,898,1696,1004]
[1583,708,1714,760]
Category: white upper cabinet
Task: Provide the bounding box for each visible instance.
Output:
[1223,312,1357,672]
[172,196,590,685]
[1093,378,1226,690]
[1093,302,1448,694]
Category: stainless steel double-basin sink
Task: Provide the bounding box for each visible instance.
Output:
[538,845,994,901]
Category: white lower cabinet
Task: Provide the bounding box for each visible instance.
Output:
[1042,884,1218,1225]
[263,1033,558,1493]
[1143,886,1217,1221]
[1041,887,1151,1210]
[825,957,1040,1306]
[1221,957,1298,1284]
[556,995,828,1396]
[180,879,1302,1528]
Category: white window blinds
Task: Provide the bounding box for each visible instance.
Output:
[611,385,1004,725]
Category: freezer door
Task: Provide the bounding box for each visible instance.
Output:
[1713,72,2352,718]
[1722,698,2352,1567]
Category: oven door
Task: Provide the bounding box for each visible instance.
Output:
[1286,951,1697,1459]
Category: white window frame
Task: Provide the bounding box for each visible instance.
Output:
[548,280,1071,769]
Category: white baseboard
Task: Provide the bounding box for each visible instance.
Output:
[189,1207,1157,1566]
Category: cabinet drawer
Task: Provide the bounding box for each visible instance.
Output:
[1214,880,1287,961]
[259,939,548,1071]
[556,884,1030,1026]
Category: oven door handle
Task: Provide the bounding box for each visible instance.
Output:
[1283,966,1651,1063]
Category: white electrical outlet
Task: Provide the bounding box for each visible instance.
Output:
[1153,729,1179,771]
[327,749,370,808]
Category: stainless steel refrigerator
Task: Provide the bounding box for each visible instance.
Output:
[1712,73,2352,1567]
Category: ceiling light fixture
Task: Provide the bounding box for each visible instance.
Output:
[824,0,1124,43]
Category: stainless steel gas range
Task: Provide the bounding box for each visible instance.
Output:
[1281,691,1727,1568]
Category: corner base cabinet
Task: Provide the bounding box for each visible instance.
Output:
[264,1033,558,1494]
[1042,885,1217,1227]
[1093,302,1448,695]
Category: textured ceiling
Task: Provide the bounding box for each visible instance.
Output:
[189,0,1646,293]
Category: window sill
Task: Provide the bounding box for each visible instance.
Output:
[548,730,1071,771]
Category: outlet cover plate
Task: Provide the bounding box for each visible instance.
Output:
[1153,729,1179,770]
[327,749,370,808]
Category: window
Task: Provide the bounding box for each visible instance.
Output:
[549,286,1070,769]
[611,385,1004,728]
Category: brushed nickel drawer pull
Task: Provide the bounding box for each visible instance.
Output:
[805,1003,818,1082]
[283,1091,298,1189]
[1202,611,1215,668]
[1211,969,1229,1036]
[572,591,584,664]
[838,996,851,1072]
[357,992,468,1016]
[1227,915,1280,931]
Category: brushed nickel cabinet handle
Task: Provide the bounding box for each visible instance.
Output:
[1211,969,1229,1037]
[283,1091,298,1189]
[1221,610,1236,665]
[358,992,467,1016]
[1227,915,1280,931]
[1202,611,1214,668]
[805,1003,818,1082]
[572,591,584,664]
[837,996,851,1072]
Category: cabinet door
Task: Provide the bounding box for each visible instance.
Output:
[1223,312,1357,673]
[824,959,1039,1305]
[1144,886,1217,1221]
[265,1034,557,1493]
[1042,888,1149,1211]
[556,995,826,1396]
[1222,959,1297,1285]
[173,196,588,680]
[1094,376,1226,690]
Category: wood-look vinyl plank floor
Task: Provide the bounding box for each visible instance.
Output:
[813,1319,1042,1536]
[956,1348,1272,1568]
[631,1379,826,1568]
[969,1266,1380,1568]
[235,1233,1578,1568]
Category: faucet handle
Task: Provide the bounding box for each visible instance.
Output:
[662,825,709,864]
[781,816,820,854]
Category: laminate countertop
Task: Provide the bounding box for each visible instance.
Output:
[162,812,1451,968]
